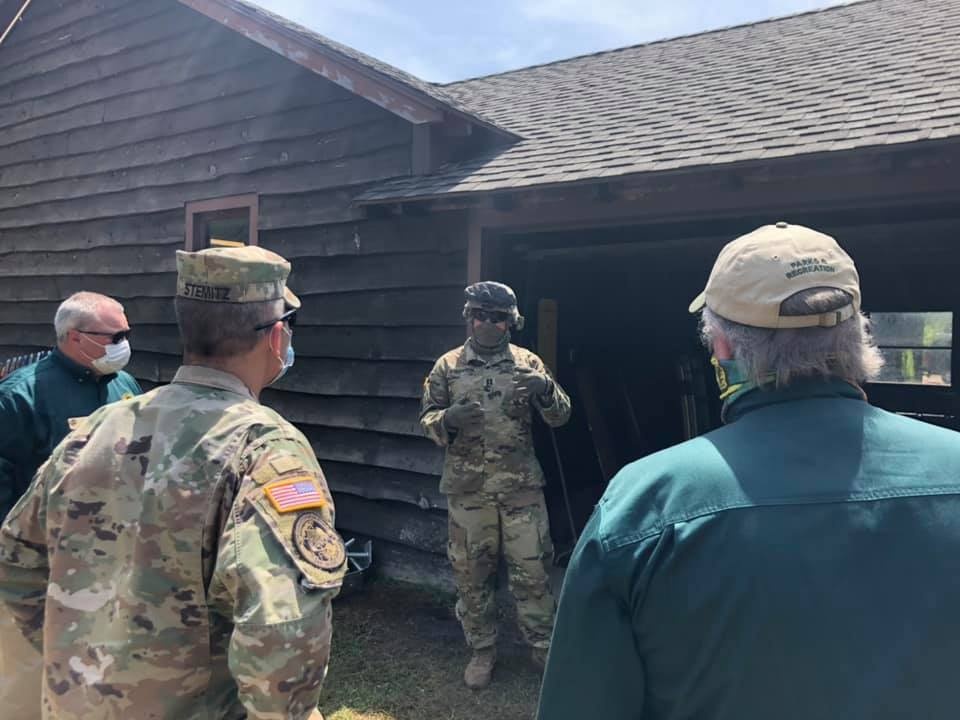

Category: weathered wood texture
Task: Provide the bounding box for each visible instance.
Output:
[367,538,456,593]
[0,0,468,567]
[0,290,464,327]
[320,461,446,511]
[334,494,449,556]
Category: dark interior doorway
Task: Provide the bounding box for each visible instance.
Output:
[494,207,960,560]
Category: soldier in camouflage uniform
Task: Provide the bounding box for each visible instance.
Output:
[420,281,571,689]
[0,246,345,720]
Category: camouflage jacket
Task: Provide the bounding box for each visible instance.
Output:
[0,366,345,720]
[420,341,571,495]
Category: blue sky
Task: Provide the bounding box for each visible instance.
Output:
[249,0,851,83]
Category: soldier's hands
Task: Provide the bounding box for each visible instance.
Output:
[512,368,550,404]
[307,710,325,720]
[444,400,484,431]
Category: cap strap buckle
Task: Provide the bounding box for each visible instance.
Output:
[817,304,855,327]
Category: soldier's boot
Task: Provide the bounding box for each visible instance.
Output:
[531,646,548,672]
[464,647,497,690]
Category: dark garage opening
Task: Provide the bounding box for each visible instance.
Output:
[495,207,960,559]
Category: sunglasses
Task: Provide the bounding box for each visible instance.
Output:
[254,308,298,331]
[469,309,510,324]
[78,329,131,344]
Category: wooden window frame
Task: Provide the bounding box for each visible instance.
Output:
[868,310,953,388]
[185,193,259,250]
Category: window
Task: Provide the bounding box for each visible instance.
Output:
[870,311,952,387]
[185,194,258,250]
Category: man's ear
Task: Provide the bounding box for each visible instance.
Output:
[712,331,733,361]
[262,322,282,354]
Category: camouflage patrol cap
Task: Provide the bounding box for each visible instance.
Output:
[176,246,301,310]
[463,281,523,328]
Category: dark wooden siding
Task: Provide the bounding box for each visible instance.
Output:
[0,0,464,584]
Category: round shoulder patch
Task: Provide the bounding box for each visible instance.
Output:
[293,511,346,570]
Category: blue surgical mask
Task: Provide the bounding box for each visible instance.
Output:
[280,342,295,376]
[268,328,295,386]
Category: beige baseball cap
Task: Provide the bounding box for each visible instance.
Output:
[688,222,861,328]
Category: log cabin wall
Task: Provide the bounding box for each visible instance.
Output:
[0,0,465,585]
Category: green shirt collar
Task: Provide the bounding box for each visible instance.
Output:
[50,348,113,383]
[724,377,867,424]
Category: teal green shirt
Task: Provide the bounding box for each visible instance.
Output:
[0,349,141,519]
[539,379,960,720]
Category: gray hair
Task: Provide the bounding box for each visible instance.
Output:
[175,297,283,359]
[54,292,125,341]
[700,287,883,386]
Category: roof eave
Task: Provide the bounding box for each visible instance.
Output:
[0,0,34,47]
[354,136,960,206]
[177,0,519,142]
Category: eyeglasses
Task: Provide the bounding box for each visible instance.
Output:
[469,309,510,324]
[254,308,297,331]
[78,329,131,344]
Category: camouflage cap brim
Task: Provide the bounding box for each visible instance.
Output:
[284,286,301,311]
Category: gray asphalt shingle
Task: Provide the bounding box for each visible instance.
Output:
[358,0,960,201]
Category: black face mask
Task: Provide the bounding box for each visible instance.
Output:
[472,321,508,349]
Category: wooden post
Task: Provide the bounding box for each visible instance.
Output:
[537,298,559,375]
[952,303,960,427]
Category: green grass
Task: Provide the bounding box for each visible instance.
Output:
[320,579,540,720]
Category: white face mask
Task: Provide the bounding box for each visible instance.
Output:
[90,339,131,375]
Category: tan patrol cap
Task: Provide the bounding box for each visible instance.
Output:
[176,245,300,310]
[688,222,860,329]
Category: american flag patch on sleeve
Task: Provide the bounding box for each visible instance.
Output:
[264,476,326,513]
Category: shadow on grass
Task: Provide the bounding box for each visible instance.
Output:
[321,578,540,720]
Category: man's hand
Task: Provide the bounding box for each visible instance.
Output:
[307,709,325,720]
[511,367,550,405]
[444,400,484,432]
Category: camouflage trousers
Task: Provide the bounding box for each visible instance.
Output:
[446,488,556,651]
[0,612,42,720]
